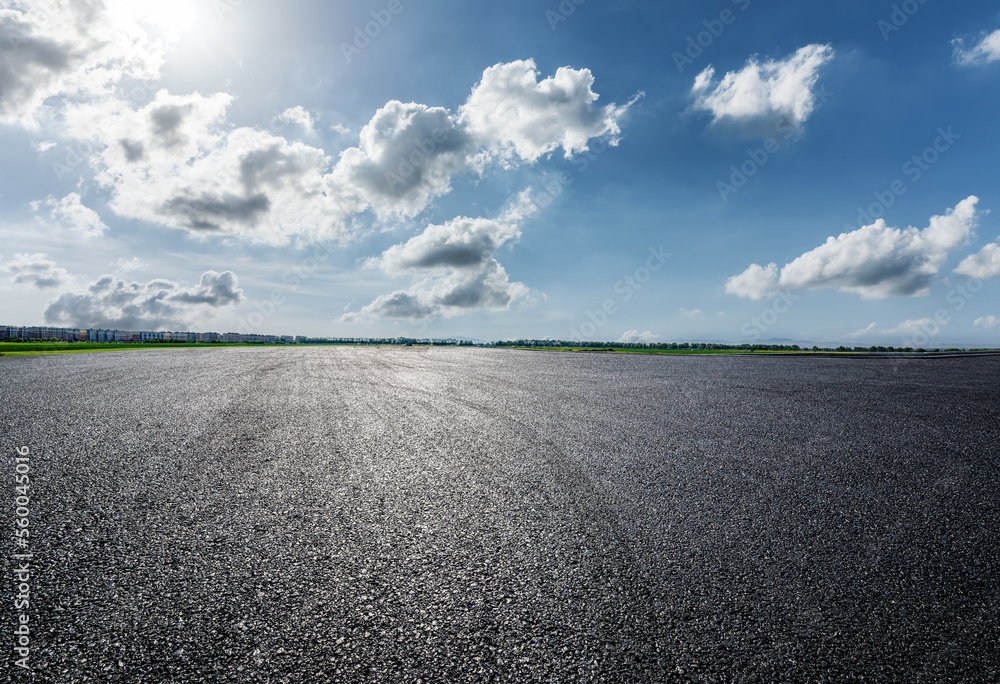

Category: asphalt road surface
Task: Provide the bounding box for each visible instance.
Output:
[2,347,998,682]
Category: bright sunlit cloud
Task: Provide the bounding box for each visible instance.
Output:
[108,0,201,38]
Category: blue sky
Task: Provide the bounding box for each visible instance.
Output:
[2,0,1000,346]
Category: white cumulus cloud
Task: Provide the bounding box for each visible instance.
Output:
[0,0,167,128]
[377,216,521,274]
[334,101,480,219]
[955,241,1000,279]
[460,59,640,165]
[31,192,108,238]
[1,252,72,288]
[57,61,632,246]
[110,256,147,274]
[274,105,315,133]
[724,262,779,300]
[44,270,244,329]
[65,90,351,245]
[346,193,538,321]
[619,330,657,343]
[953,29,1000,66]
[347,262,529,322]
[726,197,981,300]
[974,315,999,329]
[691,44,834,139]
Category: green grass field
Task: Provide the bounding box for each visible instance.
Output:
[0,342,411,357]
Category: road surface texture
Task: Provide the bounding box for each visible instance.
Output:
[2,347,998,682]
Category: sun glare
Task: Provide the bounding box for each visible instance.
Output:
[111,0,201,38]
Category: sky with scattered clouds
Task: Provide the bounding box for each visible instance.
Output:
[1,0,999,346]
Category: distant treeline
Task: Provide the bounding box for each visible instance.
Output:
[491,340,976,353]
[296,337,478,346]
[2,337,993,353]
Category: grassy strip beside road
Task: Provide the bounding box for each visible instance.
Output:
[0,342,281,357]
[511,347,1000,358]
[3,342,197,352]
[0,342,430,357]
[514,347,759,354]
[512,347,833,355]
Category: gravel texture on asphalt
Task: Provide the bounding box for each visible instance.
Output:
[2,346,998,683]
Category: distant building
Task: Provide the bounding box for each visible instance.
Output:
[2,325,83,341]
[2,324,299,345]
